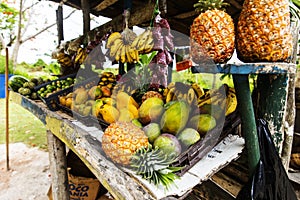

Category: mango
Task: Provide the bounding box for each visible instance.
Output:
[177,128,200,147]
[99,104,119,124]
[153,133,181,157]
[143,123,161,143]
[75,90,88,105]
[189,114,216,136]
[138,97,164,125]
[160,100,190,135]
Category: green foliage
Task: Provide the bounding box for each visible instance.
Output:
[0,3,18,45]
[45,62,61,75]
[0,99,47,150]
[33,58,47,67]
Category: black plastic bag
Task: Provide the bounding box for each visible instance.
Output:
[237,119,297,200]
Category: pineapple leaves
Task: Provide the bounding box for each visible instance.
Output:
[194,0,229,13]
[129,145,183,190]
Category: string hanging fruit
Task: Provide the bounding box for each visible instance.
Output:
[190,0,235,64]
[236,0,293,62]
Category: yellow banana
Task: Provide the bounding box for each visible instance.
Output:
[167,82,176,90]
[110,38,123,57]
[130,34,141,49]
[120,45,127,63]
[166,88,175,103]
[163,88,169,97]
[225,88,237,116]
[115,43,124,62]
[191,83,205,99]
[143,33,154,54]
[187,88,196,104]
[137,29,151,52]
[125,45,133,63]
[106,32,122,48]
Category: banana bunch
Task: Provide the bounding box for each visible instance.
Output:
[56,52,73,68]
[74,47,88,65]
[163,82,197,105]
[98,71,116,89]
[130,29,154,54]
[197,85,238,116]
[106,32,139,63]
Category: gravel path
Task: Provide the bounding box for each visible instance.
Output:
[0,143,51,200]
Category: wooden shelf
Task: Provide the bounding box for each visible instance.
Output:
[9,91,244,199]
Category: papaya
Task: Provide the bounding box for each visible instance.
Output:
[160,100,190,135]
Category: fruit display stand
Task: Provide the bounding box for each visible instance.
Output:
[9,90,245,199]
[8,61,297,199]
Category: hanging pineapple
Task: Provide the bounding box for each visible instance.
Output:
[236,0,293,62]
[190,0,235,64]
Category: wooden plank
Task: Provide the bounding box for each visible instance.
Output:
[191,63,297,75]
[87,2,155,38]
[45,116,155,200]
[47,130,70,200]
[94,0,118,11]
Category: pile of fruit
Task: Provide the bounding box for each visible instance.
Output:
[58,72,117,117]
[36,77,75,99]
[8,75,50,100]
[99,79,237,188]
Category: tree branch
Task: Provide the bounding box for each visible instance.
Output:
[21,9,76,44]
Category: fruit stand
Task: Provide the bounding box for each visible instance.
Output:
[7,0,300,199]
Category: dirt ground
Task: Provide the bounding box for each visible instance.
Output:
[0,143,51,200]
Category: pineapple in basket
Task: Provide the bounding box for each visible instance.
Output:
[102,122,181,188]
[236,0,293,62]
[190,0,235,64]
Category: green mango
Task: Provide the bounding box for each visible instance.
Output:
[160,100,190,135]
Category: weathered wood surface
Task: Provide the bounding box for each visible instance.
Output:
[10,91,245,199]
[191,62,296,75]
[47,130,70,200]
[10,91,154,200]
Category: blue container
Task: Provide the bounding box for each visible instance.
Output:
[0,74,13,98]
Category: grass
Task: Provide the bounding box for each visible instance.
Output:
[0,99,48,150]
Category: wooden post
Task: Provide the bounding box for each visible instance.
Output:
[81,0,90,35]
[233,74,260,176]
[5,47,9,171]
[47,130,70,200]
[281,73,296,170]
[56,4,64,45]
[255,74,288,154]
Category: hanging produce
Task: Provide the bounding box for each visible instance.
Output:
[149,14,174,88]
[236,0,293,62]
[190,0,235,64]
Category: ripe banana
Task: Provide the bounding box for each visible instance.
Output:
[191,83,205,99]
[109,38,124,58]
[225,88,237,116]
[166,88,175,103]
[120,45,127,63]
[106,32,122,48]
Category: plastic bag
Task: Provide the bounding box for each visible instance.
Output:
[236,119,297,200]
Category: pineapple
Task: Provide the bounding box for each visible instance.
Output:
[236,0,293,62]
[102,121,149,165]
[101,121,181,188]
[141,91,163,102]
[190,0,235,64]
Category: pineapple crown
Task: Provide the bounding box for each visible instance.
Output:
[129,145,182,189]
[194,0,229,13]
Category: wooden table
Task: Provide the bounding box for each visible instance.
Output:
[10,91,244,200]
